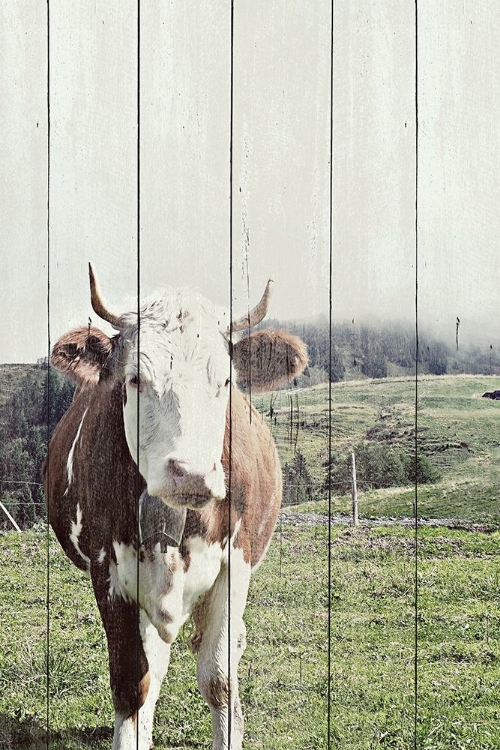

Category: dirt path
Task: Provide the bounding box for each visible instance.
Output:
[279,510,497,533]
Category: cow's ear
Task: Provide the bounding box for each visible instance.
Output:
[232,330,308,392]
[51,327,116,385]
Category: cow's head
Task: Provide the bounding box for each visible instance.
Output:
[51,265,307,509]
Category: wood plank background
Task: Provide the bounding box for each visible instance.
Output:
[2,1,500,747]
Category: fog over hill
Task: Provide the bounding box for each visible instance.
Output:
[9,311,500,378]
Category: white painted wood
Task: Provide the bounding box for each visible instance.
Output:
[418,0,500,347]
[332,1,416,325]
[48,1,138,338]
[0,1,48,363]
[232,0,332,317]
[3,2,500,357]
[140,2,231,302]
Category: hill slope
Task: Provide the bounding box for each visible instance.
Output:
[253,374,500,524]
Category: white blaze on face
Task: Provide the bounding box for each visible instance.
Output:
[121,290,231,507]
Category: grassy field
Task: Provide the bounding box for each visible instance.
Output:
[1,374,500,748]
[1,522,499,749]
[254,374,500,524]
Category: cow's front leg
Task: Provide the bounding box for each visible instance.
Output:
[91,565,170,750]
[129,611,172,749]
[196,549,251,750]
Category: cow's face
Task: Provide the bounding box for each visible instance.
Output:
[51,268,308,511]
[119,292,230,508]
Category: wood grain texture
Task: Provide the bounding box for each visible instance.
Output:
[2,1,500,747]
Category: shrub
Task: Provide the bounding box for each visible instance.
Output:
[323,443,440,495]
[408,452,441,485]
[282,451,314,506]
[354,443,410,489]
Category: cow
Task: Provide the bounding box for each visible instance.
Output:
[482,390,500,400]
[43,265,307,750]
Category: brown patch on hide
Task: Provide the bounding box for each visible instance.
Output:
[189,589,211,653]
[51,326,116,384]
[115,671,151,722]
[44,379,143,562]
[90,562,151,720]
[205,674,230,709]
[232,329,308,392]
[195,389,282,570]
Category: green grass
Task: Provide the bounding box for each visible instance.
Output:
[1,524,499,749]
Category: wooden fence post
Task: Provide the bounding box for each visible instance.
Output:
[351,452,359,526]
[0,500,21,532]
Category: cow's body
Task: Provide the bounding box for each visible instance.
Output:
[43,269,306,750]
[482,390,500,400]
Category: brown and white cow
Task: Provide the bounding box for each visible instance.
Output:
[43,265,307,750]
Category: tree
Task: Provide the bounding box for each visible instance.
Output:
[354,443,409,489]
[408,453,440,485]
[0,368,75,529]
[360,327,388,379]
[282,450,314,506]
[323,442,440,496]
[426,342,448,375]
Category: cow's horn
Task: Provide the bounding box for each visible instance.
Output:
[89,263,123,330]
[230,279,274,333]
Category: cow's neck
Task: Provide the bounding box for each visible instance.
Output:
[139,491,187,550]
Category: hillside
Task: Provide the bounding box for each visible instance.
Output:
[252,374,500,524]
[1,361,500,528]
[0,364,44,414]
[0,365,74,529]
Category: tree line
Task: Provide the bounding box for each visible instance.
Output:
[0,369,74,530]
[262,318,500,383]
[281,444,438,508]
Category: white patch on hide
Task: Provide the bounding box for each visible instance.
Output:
[181,535,224,612]
[221,518,242,555]
[109,542,137,602]
[119,290,231,503]
[107,559,123,602]
[109,534,224,646]
[197,544,251,750]
[66,408,88,488]
[69,503,90,569]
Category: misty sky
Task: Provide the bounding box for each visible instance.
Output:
[2,1,500,363]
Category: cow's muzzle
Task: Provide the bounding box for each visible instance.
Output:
[149,456,226,508]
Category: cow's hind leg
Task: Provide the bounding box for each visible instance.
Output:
[196,549,251,750]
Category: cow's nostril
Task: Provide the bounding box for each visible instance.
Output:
[168,459,188,480]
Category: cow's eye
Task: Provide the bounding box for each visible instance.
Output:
[128,375,142,390]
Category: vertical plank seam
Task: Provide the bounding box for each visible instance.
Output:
[414,1,419,747]
[136,2,141,748]
[228,1,235,744]
[45,1,51,747]
[328,0,335,746]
